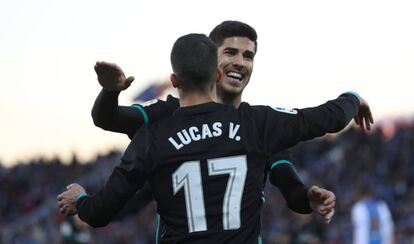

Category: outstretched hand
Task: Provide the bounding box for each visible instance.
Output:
[57,183,86,216]
[94,61,135,91]
[308,185,335,224]
[354,97,374,131]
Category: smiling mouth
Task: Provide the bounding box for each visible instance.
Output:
[226,71,243,83]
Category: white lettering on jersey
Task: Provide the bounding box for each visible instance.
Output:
[189,126,201,141]
[168,122,241,150]
[212,122,222,136]
[202,124,213,139]
[169,137,184,150]
[229,123,241,141]
[272,107,298,114]
[178,130,192,145]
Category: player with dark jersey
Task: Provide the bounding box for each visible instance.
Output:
[91,21,372,224]
[59,33,364,243]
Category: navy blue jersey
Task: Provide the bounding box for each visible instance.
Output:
[78,94,359,243]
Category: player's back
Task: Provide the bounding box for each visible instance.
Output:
[141,102,268,244]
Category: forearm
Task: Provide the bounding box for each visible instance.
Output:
[300,93,360,135]
[269,163,312,214]
[76,167,145,227]
[91,89,144,137]
[92,89,121,129]
[113,182,154,220]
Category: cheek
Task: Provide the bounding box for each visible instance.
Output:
[218,56,230,68]
[218,61,225,69]
[246,64,253,76]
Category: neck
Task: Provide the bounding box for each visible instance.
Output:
[216,91,242,108]
[178,89,217,107]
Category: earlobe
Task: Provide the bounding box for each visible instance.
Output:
[170,74,179,88]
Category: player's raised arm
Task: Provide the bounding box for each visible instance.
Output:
[253,92,373,153]
[296,92,370,134]
[92,61,180,139]
[92,61,145,137]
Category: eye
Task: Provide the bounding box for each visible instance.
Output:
[225,50,236,55]
[224,48,237,56]
[243,52,255,60]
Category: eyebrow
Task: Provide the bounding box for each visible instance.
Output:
[224,47,255,56]
[224,47,238,52]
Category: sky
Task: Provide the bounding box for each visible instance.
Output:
[1,0,413,166]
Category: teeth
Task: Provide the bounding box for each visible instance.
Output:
[227,72,242,80]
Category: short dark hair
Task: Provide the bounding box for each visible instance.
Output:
[209,20,258,52]
[170,33,218,92]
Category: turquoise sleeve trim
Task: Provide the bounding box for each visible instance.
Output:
[271,160,297,172]
[155,213,160,244]
[342,91,361,104]
[131,104,149,124]
[76,193,88,201]
[257,235,263,244]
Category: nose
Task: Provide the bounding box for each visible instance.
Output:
[232,54,244,68]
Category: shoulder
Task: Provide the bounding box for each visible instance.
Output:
[241,103,297,114]
[132,94,179,109]
[165,94,179,103]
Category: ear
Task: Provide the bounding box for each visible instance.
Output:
[170,74,179,88]
[216,69,222,84]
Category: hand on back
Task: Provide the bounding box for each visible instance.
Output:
[307,185,336,224]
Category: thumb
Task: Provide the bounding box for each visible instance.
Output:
[125,76,135,88]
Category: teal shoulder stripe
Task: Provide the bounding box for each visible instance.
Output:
[342,91,361,104]
[261,191,266,203]
[131,104,149,124]
[271,160,297,172]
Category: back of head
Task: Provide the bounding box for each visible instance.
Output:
[209,20,258,52]
[170,33,218,92]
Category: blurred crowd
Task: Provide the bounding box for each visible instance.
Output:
[1,121,413,244]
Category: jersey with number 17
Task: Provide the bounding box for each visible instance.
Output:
[119,95,359,243]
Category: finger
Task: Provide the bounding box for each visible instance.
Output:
[364,116,371,131]
[66,184,74,190]
[323,192,335,204]
[99,61,113,67]
[323,201,335,211]
[59,205,66,215]
[58,200,65,208]
[125,76,135,88]
[358,114,365,131]
[325,209,335,224]
[368,109,374,124]
[354,116,360,125]
[94,63,102,73]
[57,192,69,200]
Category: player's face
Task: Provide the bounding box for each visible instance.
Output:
[217,37,255,99]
